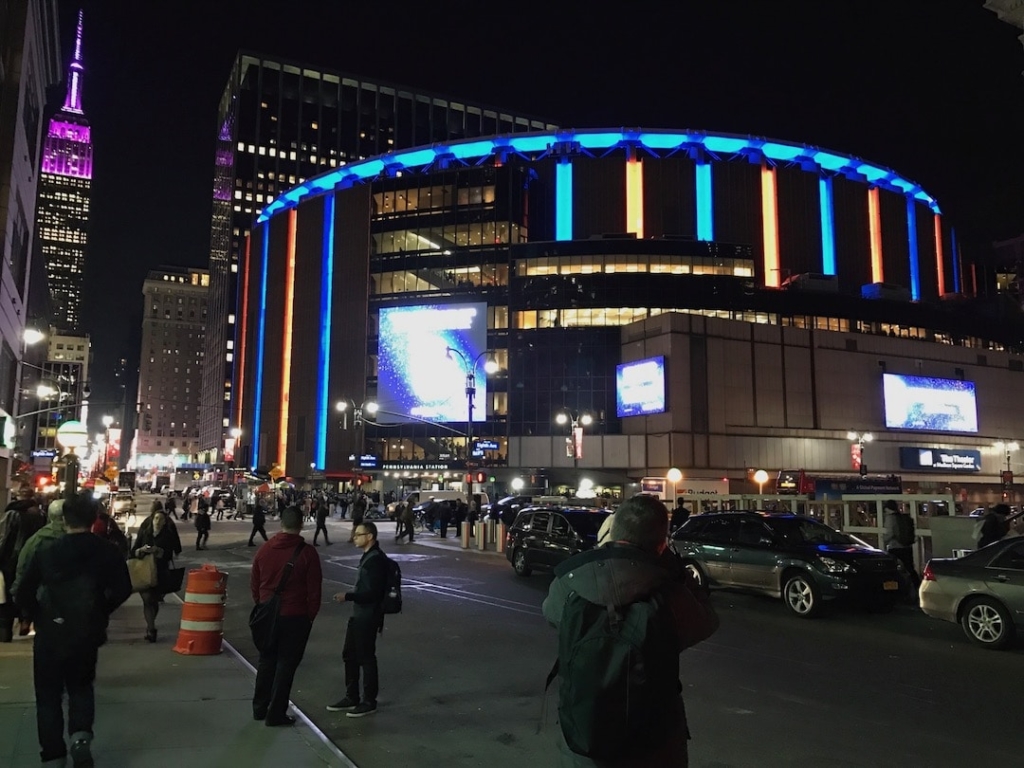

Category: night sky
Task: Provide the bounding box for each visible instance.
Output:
[53,0,1024,428]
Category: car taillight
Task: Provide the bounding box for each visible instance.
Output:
[922,563,936,582]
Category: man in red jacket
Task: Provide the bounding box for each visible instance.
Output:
[250,505,323,726]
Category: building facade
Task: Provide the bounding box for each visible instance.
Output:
[0,0,61,499]
[35,9,91,332]
[135,267,208,468]
[235,127,1024,503]
[31,328,90,458]
[198,52,558,463]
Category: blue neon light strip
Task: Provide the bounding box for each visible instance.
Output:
[818,176,836,276]
[257,129,944,223]
[906,198,921,301]
[951,227,961,294]
[251,222,270,467]
[315,194,335,467]
[696,161,713,241]
[555,159,573,240]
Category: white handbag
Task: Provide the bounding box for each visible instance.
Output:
[0,569,7,604]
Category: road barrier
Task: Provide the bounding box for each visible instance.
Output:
[496,522,507,554]
[173,565,228,656]
[461,521,471,549]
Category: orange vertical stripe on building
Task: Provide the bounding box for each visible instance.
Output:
[760,164,780,287]
[625,157,644,239]
[236,233,251,428]
[868,187,884,284]
[934,214,946,296]
[278,209,298,470]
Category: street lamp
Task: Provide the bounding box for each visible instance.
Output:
[556,410,594,470]
[444,347,498,459]
[55,420,88,499]
[102,414,114,474]
[994,441,1019,473]
[847,431,874,475]
[753,469,769,495]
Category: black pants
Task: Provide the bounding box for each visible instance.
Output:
[439,518,450,538]
[891,546,920,587]
[196,531,209,549]
[313,521,330,544]
[140,589,161,634]
[253,615,311,721]
[0,600,17,642]
[249,524,268,545]
[34,635,98,762]
[395,519,414,542]
[343,618,379,705]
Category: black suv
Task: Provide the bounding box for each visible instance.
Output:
[671,512,901,617]
[506,506,612,576]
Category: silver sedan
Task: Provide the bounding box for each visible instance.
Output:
[919,537,1024,650]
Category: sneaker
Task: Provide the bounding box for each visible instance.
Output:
[326,697,359,711]
[264,715,296,727]
[69,731,93,767]
[346,702,377,718]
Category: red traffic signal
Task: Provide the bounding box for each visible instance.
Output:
[475,471,487,484]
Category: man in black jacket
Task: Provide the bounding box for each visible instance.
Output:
[248,501,268,547]
[15,492,132,767]
[327,521,387,717]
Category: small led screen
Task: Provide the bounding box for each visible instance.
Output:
[377,303,488,424]
[616,356,666,417]
[882,373,978,433]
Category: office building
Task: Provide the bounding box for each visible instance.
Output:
[32,328,90,456]
[197,52,558,463]
[135,267,208,467]
[35,9,92,332]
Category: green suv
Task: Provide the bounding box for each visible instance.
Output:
[671,512,901,617]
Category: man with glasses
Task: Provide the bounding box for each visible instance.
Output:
[327,521,388,717]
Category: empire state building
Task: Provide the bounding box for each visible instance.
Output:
[36,10,92,332]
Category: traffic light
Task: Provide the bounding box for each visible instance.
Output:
[475,471,486,484]
[464,473,473,484]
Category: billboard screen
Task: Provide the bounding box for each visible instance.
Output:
[616,356,666,417]
[882,373,978,433]
[377,303,488,424]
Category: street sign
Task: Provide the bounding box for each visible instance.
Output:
[476,440,499,451]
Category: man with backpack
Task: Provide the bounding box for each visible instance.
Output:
[542,494,719,767]
[328,521,394,718]
[14,492,132,767]
[883,500,919,587]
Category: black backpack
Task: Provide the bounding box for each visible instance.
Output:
[548,590,679,760]
[894,513,915,547]
[39,567,106,658]
[382,554,402,615]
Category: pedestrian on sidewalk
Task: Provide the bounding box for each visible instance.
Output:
[165,495,179,520]
[14,492,132,768]
[313,499,331,546]
[348,497,367,542]
[882,500,920,588]
[249,502,269,547]
[131,505,183,643]
[14,500,66,603]
[180,495,192,522]
[0,485,45,641]
[214,496,226,522]
[91,503,128,559]
[195,505,211,550]
[250,505,323,726]
[328,521,388,718]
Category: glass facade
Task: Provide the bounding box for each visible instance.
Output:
[201,53,557,457]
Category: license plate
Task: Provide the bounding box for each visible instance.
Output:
[883,580,899,591]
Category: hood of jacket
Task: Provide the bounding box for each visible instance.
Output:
[267,531,304,549]
[552,543,669,608]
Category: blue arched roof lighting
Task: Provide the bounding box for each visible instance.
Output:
[256,128,941,224]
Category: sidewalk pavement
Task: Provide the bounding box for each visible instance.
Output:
[0,594,352,768]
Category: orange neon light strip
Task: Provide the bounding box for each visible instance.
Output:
[868,187,884,283]
[235,233,251,428]
[278,209,297,470]
[934,214,946,296]
[760,164,780,287]
[625,157,644,239]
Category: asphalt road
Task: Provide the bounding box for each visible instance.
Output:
[141,499,1022,768]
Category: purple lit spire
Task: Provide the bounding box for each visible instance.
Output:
[63,9,85,114]
[42,9,92,179]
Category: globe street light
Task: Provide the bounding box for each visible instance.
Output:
[444,347,498,459]
[556,410,594,470]
[753,469,769,495]
[994,440,1019,474]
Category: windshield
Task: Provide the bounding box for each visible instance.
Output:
[565,510,611,538]
[763,517,855,546]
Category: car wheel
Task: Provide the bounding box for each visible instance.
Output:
[512,548,532,577]
[960,597,1015,650]
[783,571,821,618]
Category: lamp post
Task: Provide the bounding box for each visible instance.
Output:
[55,420,88,499]
[753,469,769,495]
[847,431,874,476]
[994,441,1019,474]
[102,414,113,474]
[556,410,593,471]
[444,347,498,460]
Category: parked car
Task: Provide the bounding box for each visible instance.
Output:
[485,495,535,524]
[671,512,901,617]
[506,506,612,576]
[919,537,1024,650]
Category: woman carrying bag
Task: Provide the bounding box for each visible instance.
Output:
[131,502,183,642]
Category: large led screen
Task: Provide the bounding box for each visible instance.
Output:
[378,303,488,424]
[616,356,666,417]
[882,373,978,433]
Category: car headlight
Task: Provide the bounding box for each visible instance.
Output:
[816,556,854,574]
